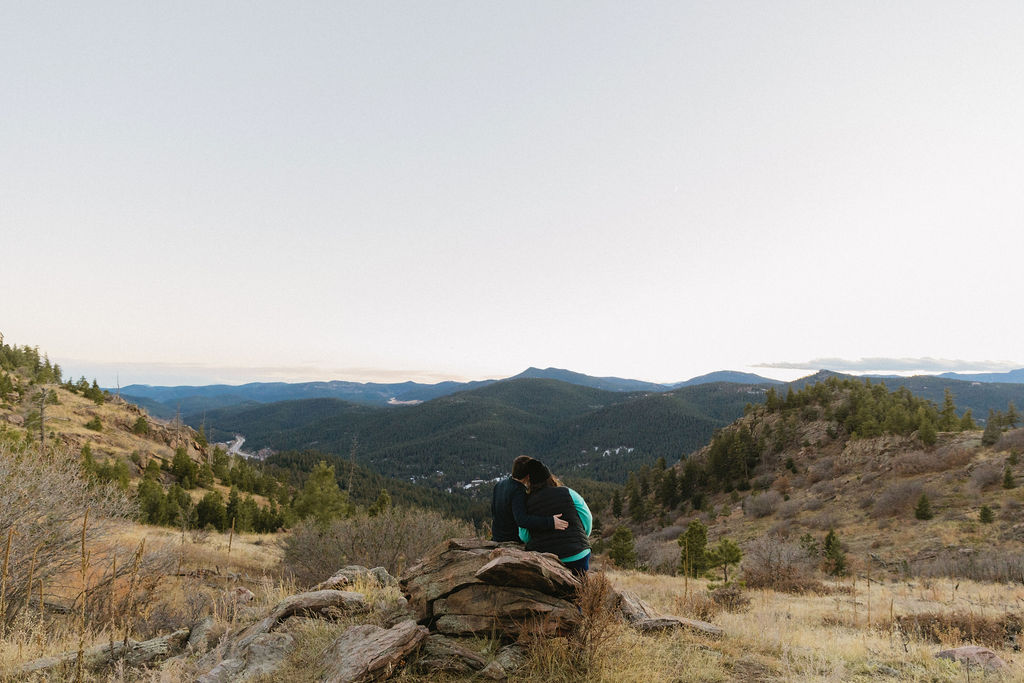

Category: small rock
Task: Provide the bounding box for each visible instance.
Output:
[186,616,216,653]
[314,566,398,591]
[231,587,256,604]
[493,644,527,673]
[935,645,1007,671]
[478,661,508,680]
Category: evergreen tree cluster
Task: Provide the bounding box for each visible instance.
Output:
[982,404,1020,445]
[0,336,63,386]
[764,379,974,442]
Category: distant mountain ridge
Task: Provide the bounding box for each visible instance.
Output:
[118,365,1024,421]
[117,366,781,418]
[938,368,1024,383]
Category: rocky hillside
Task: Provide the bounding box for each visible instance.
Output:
[1,358,206,469]
[612,376,1024,576]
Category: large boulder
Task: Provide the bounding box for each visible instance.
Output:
[400,538,500,620]
[400,539,581,638]
[319,619,429,683]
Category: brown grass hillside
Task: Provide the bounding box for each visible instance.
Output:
[1,377,207,471]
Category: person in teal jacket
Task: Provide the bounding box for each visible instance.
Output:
[518,459,592,574]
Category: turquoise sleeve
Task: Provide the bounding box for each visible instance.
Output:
[519,527,530,543]
[568,488,592,537]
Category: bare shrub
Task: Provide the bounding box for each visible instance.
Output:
[806,458,834,484]
[895,447,974,476]
[709,583,751,613]
[970,463,1003,491]
[280,507,475,587]
[997,428,1024,453]
[522,572,620,677]
[913,549,1024,583]
[937,446,974,469]
[890,612,1021,649]
[743,490,783,518]
[872,480,923,518]
[0,443,133,628]
[647,524,686,543]
[809,480,836,499]
[768,521,793,539]
[634,536,678,575]
[859,471,880,486]
[809,512,838,530]
[569,572,619,673]
[741,536,823,593]
[752,474,775,491]
[893,450,936,475]
[777,499,802,519]
[803,497,824,511]
[673,590,720,621]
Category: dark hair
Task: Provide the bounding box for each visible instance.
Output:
[512,455,534,480]
[524,459,561,491]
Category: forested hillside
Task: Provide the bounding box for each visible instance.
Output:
[193,378,758,487]
[607,375,1024,575]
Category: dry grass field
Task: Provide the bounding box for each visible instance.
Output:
[3,521,1022,681]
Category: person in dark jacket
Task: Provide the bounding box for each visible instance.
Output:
[518,459,592,575]
[491,455,569,542]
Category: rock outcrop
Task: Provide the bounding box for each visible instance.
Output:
[400,537,582,638]
[182,537,724,681]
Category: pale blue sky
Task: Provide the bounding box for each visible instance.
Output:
[3,2,1023,386]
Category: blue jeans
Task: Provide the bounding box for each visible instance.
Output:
[562,553,590,576]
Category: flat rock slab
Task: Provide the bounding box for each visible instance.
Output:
[637,616,724,638]
[197,632,295,683]
[227,590,367,662]
[935,646,1007,671]
[474,547,581,598]
[319,619,429,683]
[433,583,580,639]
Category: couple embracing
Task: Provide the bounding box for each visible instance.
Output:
[491,455,592,575]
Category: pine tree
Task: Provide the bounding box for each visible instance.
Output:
[979,505,994,524]
[196,491,227,531]
[1003,466,1015,489]
[368,488,392,516]
[608,526,637,569]
[706,538,742,582]
[293,461,353,525]
[822,529,847,576]
[611,490,623,517]
[171,447,198,489]
[959,409,976,431]
[914,493,933,520]
[917,408,937,447]
[678,519,708,577]
[131,416,150,435]
[939,389,958,431]
[982,411,1001,446]
[1007,402,1020,429]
